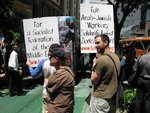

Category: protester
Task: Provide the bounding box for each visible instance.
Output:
[26,43,61,113]
[45,48,75,113]
[134,45,150,113]
[124,47,136,80]
[90,34,120,113]
[7,44,23,97]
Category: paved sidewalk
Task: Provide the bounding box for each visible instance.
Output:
[0,75,92,113]
[74,78,92,113]
[0,84,43,113]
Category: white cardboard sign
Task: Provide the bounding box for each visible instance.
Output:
[80,4,114,53]
[23,17,59,67]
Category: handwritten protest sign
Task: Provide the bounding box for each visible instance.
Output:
[80,4,114,53]
[23,17,59,67]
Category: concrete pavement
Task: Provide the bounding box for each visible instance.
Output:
[74,78,92,113]
[0,75,92,113]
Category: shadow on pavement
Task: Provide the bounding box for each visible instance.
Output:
[0,75,44,97]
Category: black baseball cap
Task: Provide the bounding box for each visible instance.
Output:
[50,48,66,60]
[49,43,61,51]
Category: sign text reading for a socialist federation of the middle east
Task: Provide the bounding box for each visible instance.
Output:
[23,17,59,67]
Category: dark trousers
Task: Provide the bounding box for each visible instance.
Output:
[7,67,22,95]
[134,77,150,113]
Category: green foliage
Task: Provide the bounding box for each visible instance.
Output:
[0,0,14,20]
[0,0,20,41]
[122,88,137,111]
[107,0,150,46]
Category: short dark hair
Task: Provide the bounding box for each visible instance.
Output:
[94,34,110,46]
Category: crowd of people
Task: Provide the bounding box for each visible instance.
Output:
[1,33,150,113]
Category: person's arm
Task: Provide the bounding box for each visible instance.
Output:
[27,58,49,77]
[120,58,126,67]
[91,71,100,85]
[91,58,101,86]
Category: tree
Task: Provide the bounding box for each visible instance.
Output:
[107,0,150,47]
[0,0,20,43]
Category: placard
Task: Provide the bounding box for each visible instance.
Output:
[23,17,59,67]
[80,4,114,53]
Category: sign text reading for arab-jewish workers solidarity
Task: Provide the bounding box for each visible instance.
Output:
[80,4,114,53]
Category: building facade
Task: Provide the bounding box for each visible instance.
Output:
[13,0,82,28]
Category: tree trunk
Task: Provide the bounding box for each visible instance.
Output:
[114,25,121,51]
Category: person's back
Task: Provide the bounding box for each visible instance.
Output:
[93,51,120,99]
[134,45,150,113]
[138,53,150,78]
[46,48,75,113]
[47,67,74,113]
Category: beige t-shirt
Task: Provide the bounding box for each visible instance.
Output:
[92,51,120,99]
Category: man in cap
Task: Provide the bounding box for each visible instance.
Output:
[45,48,75,113]
[26,43,61,113]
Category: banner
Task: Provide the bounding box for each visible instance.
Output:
[23,17,59,67]
[80,4,114,53]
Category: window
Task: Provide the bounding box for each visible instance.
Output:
[52,0,60,5]
[67,1,69,9]
[41,2,44,16]
[47,6,50,15]
[52,8,55,16]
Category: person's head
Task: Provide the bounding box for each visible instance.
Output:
[126,47,136,61]
[94,34,110,54]
[12,44,20,52]
[49,48,66,69]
